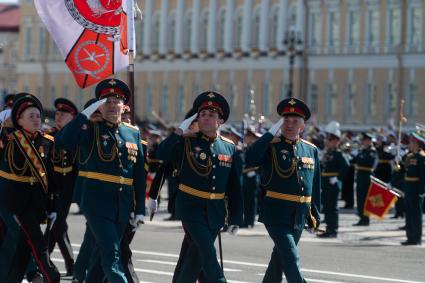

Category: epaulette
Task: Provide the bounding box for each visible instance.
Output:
[271,137,281,144]
[182,132,197,138]
[122,122,139,131]
[300,139,317,148]
[42,133,55,142]
[141,139,148,146]
[220,135,235,145]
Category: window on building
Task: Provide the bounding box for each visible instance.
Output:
[183,11,192,51]
[347,83,356,116]
[216,9,226,50]
[386,83,397,113]
[328,12,339,47]
[152,13,160,52]
[367,10,379,46]
[262,82,270,115]
[233,9,243,50]
[63,84,69,98]
[50,85,56,101]
[289,4,297,29]
[408,83,418,116]
[251,7,261,49]
[136,18,144,53]
[145,83,152,115]
[269,6,279,48]
[167,12,176,51]
[177,83,185,116]
[348,10,359,47]
[24,24,32,60]
[366,83,377,115]
[327,83,337,116]
[310,12,321,47]
[38,25,46,59]
[161,84,169,117]
[410,7,422,46]
[200,11,209,51]
[244,83,253,113]
[388,7,401,46]
[280,81,289,100]
[309,84,318,113]
[229,84,238,109]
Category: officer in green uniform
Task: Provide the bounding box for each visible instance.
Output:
[156,91,243,283]
[245,98,321,283]
[55,79,146,283]
[318,121,349,238]
[0,93,60,282]
[46,98,79,275]
[401,124,425,245]
[353,132,378,226]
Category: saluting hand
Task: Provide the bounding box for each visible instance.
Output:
[0,109,11,123]
[176,113,197,135]
[268,118,284,136]
[81,98,107,118]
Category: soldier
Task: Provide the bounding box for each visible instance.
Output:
[242,127,261,228]
[156,91,243,283]
[0,93,60,282]
[353,132,378,226]
[46,98,79,275]
[401,124,425,246]
[374,134,395,184]
[55,79,146,283]
[318,121,349,238]
[245,98,321,283]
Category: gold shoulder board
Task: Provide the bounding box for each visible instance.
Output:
[43,134,55,142]
[300,139,317,148]
[122,122,139,131]
[220,136,235,145]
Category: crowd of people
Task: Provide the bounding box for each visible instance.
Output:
[0,79,423,283]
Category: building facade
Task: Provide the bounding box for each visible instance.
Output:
[0,4,19,97]
[15,0,425,129]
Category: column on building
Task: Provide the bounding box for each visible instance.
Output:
[259,0,270,52]
[143,0,153,55]
[241,0,253,53]
[159,0,169,55]
[191,0,201,54]
[175,0,185,54]
[296,0,304,40]
[277,0,288,51]
[208,0,217,54]
[224,0,235,54]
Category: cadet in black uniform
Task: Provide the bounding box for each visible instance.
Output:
[0,93,60,283]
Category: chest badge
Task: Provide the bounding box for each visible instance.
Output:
[101,134,110,146]
[200,152,207,160]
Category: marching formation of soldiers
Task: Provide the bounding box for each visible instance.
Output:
[0,77,424,283]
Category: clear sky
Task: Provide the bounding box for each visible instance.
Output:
[0,0,18,3]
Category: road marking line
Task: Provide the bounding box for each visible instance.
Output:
[138,259,242,272]
[69,244,425,283]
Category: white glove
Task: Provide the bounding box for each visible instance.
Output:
[147,197,158,215]
[178,113,197,132]
[268,118,283,136]
[0,109,11,123]
[227,225,239,236]
[129,213,145,232]
[47,212,57,230]
[81,98,107,117]
[329,176,338,185]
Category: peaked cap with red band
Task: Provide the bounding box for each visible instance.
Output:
[412,123,425,144]
[12,92,43,129]
[277,98,311,121]
[54,98,78,116]
[95,78,131,104]
[193,91,230,122]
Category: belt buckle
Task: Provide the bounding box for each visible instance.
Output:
[299,196,305,203]
[210,193,216,199]
[29,177,35,185]
[119,177,125,184]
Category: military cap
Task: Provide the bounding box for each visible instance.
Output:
[4,94,15,109]
[12,92,43,129]
[412,123,425,144]
[54,98,78,116]
[193,91,230,122]
[84,98,99,110]
[361,132,375,141]
[95,78,131,104]
[276,98,311,121]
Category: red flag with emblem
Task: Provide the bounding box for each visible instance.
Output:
[363,176,400,219]
[35,0,134,88]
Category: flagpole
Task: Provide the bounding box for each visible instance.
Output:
[127,0,136,124]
